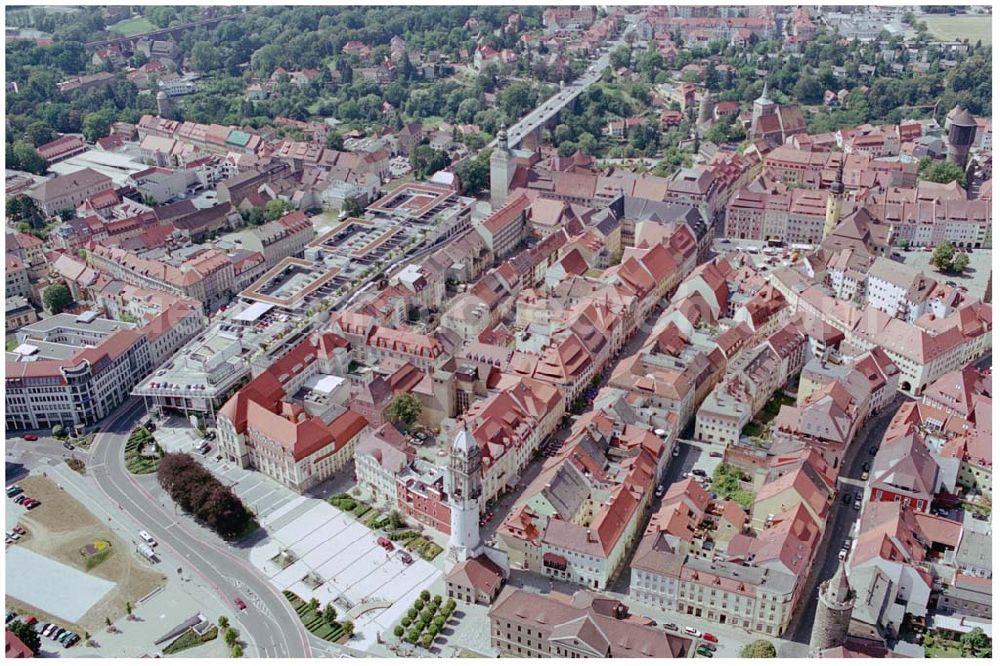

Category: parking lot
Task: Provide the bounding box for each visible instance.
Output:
[897,246,992,301]
[249,501,442,651]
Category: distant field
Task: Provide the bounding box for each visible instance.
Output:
[107,16,157,37]
[919,14,992,45]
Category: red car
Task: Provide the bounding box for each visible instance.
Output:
[23,434,38,441]
[702,632,718,643]
[377,536,395,551]
[234,597,247,611]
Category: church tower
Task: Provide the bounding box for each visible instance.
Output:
[445,423,483,560]
[751,80,775,129]
[809,559,856,656]
[823,153,846,240]
[490,124,513,210]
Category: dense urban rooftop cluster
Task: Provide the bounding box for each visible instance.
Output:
[4,3,993,661]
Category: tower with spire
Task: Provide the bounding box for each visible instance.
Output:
[490,123,514,210]
[809,559,856,656]
[445,422,483,560]
[751,80,775,130]
[823,153,846,240]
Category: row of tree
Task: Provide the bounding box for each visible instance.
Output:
[157,453,254,539]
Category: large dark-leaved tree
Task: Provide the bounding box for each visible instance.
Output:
[157,453,253,539]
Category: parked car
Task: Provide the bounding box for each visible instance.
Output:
[377,536,395,551]
[42,624,57,637]
[672,448,680,457]
[139,530,157,547]
[655,485,665,498]
[702,632,718,643]
[841,493,851,505]
[853,500,861,510]
[63,441,75,450]
[696,645,714,657]
[862,463,870,473]
[972,512,988,521]
[838,549,849,560]
[62,633,79,647]
[234,597,247,611]
[23,616,36,627]
[5,611,16,624]
[23,434,38,441]
[26,500,40,509]
[860,471,869,481]
[6,486,22,497]
[684,627,702,637]
[843,538,852,549]
[400,551,413,565]
[692,469,707,478]
[663,622,679,632]
[13,526,26,535]
[709,451,722,458]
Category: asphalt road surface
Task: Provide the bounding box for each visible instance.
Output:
[88,398,311,658]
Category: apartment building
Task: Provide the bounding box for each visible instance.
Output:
[489,588,690,658]
[87,243,236,312]
[26,168,114,216]
[6,313,152,431]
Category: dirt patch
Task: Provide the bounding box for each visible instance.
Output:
[6,475,166,635]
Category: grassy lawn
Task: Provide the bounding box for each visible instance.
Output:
[107,16,157,37]
[283,591,348,643]
[924,639,963,658]
[124,427,161,474]
[919,14,992,46]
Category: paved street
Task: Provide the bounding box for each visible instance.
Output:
[87,398,312,658]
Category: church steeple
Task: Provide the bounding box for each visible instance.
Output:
[824,153,847,240]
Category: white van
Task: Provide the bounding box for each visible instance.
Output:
[139,530,157,547]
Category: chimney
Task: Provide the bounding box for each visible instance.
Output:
[586,529,594,542]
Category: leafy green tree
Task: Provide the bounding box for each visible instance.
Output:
[341,620,354,637]
[191,41,221,73]
[231,644,244,658]
[387,394,422,428]
[218,616,230,629]
[82,109,114,142]
[8,141,48,175]
[410,144,450,179]
[224,627,239,647]
[43,284,74,315]
[394,624,405,637]
[931,241,956,272]
[7,620,40,654]
[741,640,777,658]
[342,197,365,218]
[953,252,970,273]
[453,149,491,195]
[322,603,337,624]
[26,121,56,147]
[920,158,967,187]
[960,627,991,657]
[265,198,294,221]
